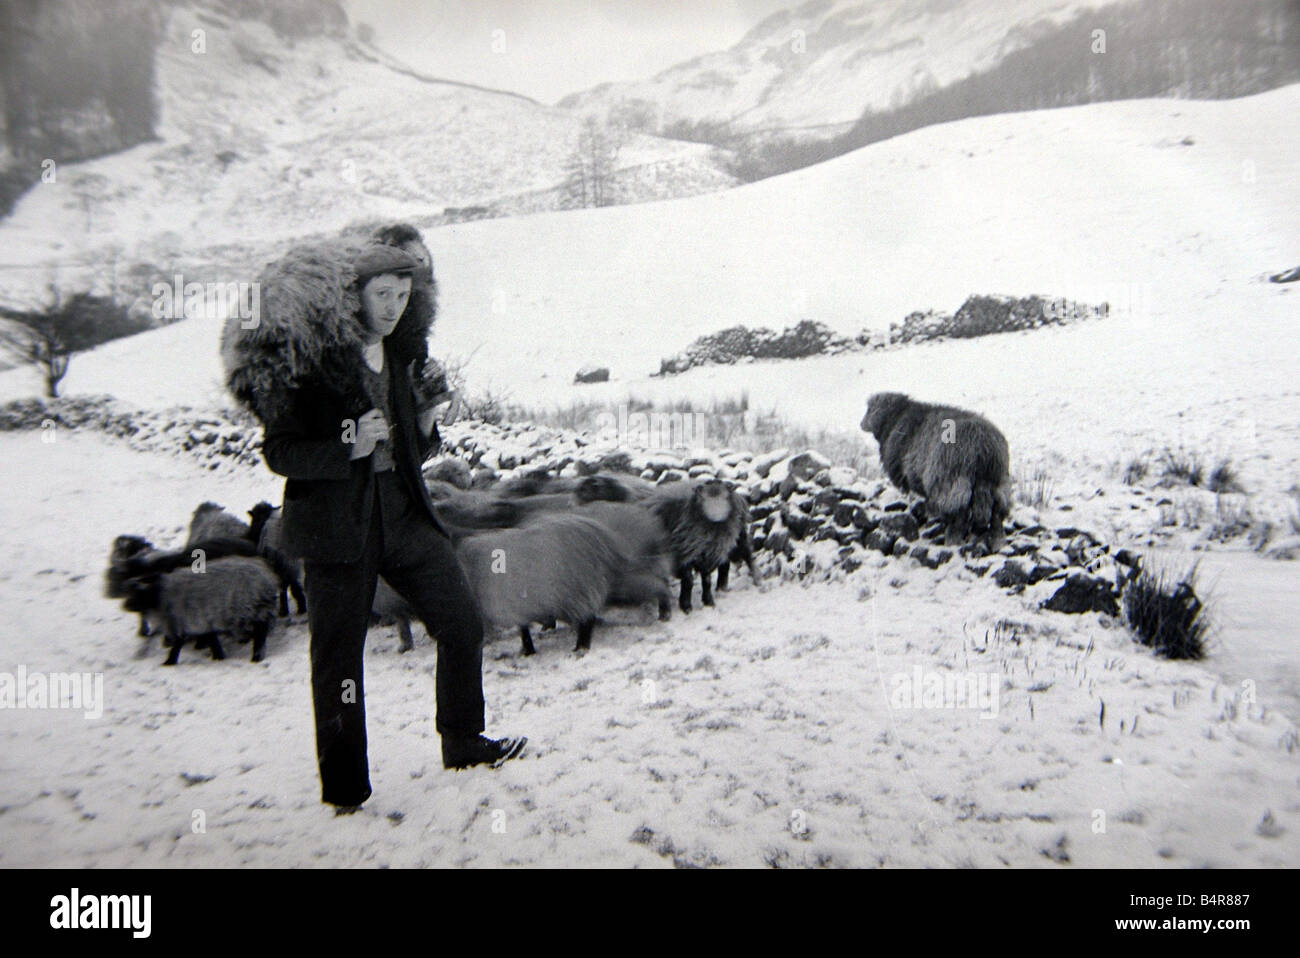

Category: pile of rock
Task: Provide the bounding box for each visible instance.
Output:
[429,421,1130,616]
[0,394,266,470]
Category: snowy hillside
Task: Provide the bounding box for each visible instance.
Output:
[0,2,732,298]
[560,0,1128,138]
[5,86,1294,491]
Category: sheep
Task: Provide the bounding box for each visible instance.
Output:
[577,500,674,621]
[648,478,750,613]
[185,501,250,546]
[120,556,279,665]
[712,497,761,593]
[106,534,260,639]
[371,576,420,652]
[456,513,624,654]
[860,392,1012,547]
[105,535,163,637]
[246,502,307,615]
[573,473,657,504]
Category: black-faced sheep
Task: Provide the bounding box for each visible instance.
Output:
[246,502,307,615]
[106,534,260,638]
[860,392,1011,546]
[105,535,163,636]
[456,513,624,654]
[120,556,279,665]
[185,501,251,546]
[648,478,750,613]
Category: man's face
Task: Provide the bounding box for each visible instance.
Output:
[360,273,412,340]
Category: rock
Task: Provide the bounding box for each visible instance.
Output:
[833,502,856,527]
[883,499,909,513]
[813,489,841,513]
[424,457,472,490]
[639,468,657,482]
[688,465,715,479]
[891,538,911,558]
[573,366,610,384]
[933,548,954,566]
[993,560,1031,588]
[787,450,831,480]
[908,500,927,523]
[812,468,834,487]
[1041,573,1119,616]
[827,466,858,487]
[832,484,867,502]
[766,527,791,556]
[1264,535,1300,560]
[864,529,896,554]
[1114,548,1141,568]
[965,561,993,577]
[597,451,634,474]
[782,508,815,540]
[657,469,688,485]
[683,451,715,469]
[752,449,789,478]
[879,513,920,542]
[921,521,947,540]
[1026,563,1057,584]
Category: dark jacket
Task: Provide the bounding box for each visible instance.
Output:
[221,235,446,564]
[261,339,448,563]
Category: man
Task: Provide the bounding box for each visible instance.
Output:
[235,242,525,813]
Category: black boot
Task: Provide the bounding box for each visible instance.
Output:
[442,734,527,770]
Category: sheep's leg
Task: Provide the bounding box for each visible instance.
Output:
[398,619,413,653]
[716,561,731,592]
[574,619,595,652]
[250,621,269,663]
[162,636,183,666]
[678,568,694,614]
[207,634,226,661]
[699,565,716,607]
[278,587,289,617]
[290,579,307,615]
[137,615,151,638]
[539,617,557,632]
[658,592,673,621]
[520,627,536,656]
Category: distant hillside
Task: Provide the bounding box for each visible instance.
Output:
[561,0,1300,181]
[560,0,1131,142]
[0,0,735,308]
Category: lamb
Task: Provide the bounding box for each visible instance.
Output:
[456,513,625,654]
[371,577,419,653]
[246,502,307,615]
[860,391,1012,546]
[105,535,163,637]
[120,556,279,665]
[248,500,414,649]
[648,478,750,613]
[185,501,250,546]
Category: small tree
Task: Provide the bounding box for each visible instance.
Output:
[564,114,625,208]
[0,285,147,397]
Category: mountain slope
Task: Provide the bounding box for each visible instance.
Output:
[559,0,1129,139]
[4,85,1294,482]
[0,2,732,294]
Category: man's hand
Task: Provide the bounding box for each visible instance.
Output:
[348,408,389,460]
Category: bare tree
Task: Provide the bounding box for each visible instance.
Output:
[0,283,145,397]
[564,114,625,208]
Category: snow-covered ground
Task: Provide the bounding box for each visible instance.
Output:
[0,432,1295,868]
[0,86,1296,867]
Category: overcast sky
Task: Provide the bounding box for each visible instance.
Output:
[343,0,797,104]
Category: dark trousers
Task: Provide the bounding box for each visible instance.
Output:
[303,470,485,806]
